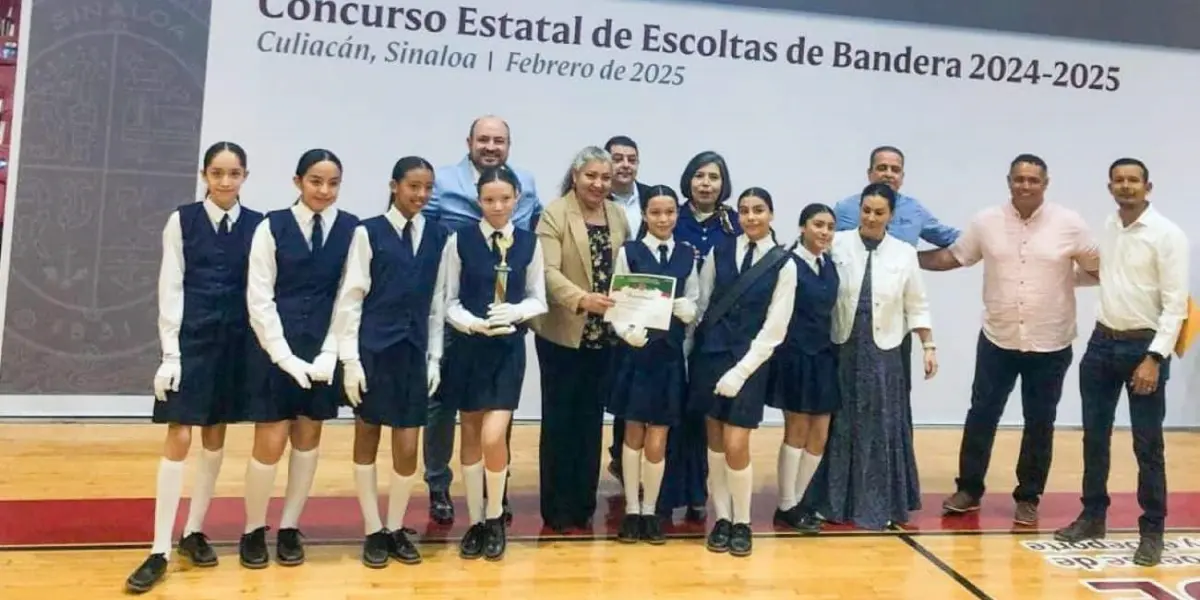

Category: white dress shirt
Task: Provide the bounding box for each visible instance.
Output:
[444,220,549,332]
[794,242,823,275]
[328,207,447,362]
[158,198,243,360]
[1095,205,1190,357]
[612,184,642,235]
[695,234,798,377]
[830,231,932,349]
[611,235,702,326]
[247,202,342,363]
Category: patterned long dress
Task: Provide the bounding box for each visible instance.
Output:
[803,236,922,530]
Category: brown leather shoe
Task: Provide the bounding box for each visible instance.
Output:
[1013,501,1038,526]
[941,491,980,514]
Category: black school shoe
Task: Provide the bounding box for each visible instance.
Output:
[362,529,391,568]
[239,526,270,569]
[460,522,488,559]
[641,515,666,544]
[177,532,218,566]
[390,528,422,564]
[706,519,732,552]
[729,523,753,557]
[483,517,507,561]
[124,553,168,594]
[617,514,641,543]
[276,528,305,566]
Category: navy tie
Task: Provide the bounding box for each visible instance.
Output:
[401,220,413,257]
[658,244,669,267]
[741,242,756,273]
[311,213,324,253]
[217,214,230,236]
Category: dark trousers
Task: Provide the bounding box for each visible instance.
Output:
[1078,325,1169,535]
[536,336,613,529]
[955,332,1073,503]
[609,417,626,464]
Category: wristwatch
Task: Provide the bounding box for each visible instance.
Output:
[1147,351,1165,364]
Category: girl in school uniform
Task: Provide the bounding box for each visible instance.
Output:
[125,142,261,594]
[441,165,547,561]
[240,149,359,569]
[607,185,700,544]
[768,203,840,533]
[690,187,796,557]
[329,156,449,568]
[657,151,742,522]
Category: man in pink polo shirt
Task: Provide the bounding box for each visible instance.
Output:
[919,153,1099,526]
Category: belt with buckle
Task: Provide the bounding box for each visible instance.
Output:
[1095,322,1156,341]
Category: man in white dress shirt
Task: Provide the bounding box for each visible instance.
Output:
[1053,158,1190,567]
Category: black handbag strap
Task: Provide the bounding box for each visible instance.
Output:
[700,243,793,329]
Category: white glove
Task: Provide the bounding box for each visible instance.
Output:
[427,359,441,396]
[672,297,697,324]
[278,356,314,389]
[309,351,337,383]
[153,358,181,402]
[714,366,749,398]
[619,325,648,348]
[487,303,521,327]
[342,359,366,406]
[470,319,516,337]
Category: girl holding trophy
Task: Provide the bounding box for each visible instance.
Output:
[441,165,548,561]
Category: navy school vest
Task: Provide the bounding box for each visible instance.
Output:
[781,252,839,355]
[178,202,263,335]
[697,236,785,356]
[623,239,694,348]
[268,208,359,343]
[358,215,449,354]
[456,225,536,332]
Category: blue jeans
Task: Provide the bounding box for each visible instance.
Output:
[1077,325,1170,535]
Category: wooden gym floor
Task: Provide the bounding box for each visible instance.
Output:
[1,422,1199,599]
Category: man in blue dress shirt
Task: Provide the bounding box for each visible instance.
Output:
[833,145,960,408]
[421,115,543,524]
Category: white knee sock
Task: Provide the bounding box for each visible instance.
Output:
[183,448,224,537]
[151,458,185,556]
[243,458,278,534]
[640,456,665,516]
[354,462,382,535]
[727,463,754,525]
[463,461,485,524]
[777,443,803,510]
[279,447,319,530]
[622,444,642,515]
[706,450,731,522]
[485,467,508,520]
[796,450,822,501]
[387,470,416,530]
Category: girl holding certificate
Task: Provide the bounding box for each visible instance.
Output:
[331,156,449,568]
[768,203,840,533]
[607,185,701,545]
[691,187,797,557]
[442,165,548,561]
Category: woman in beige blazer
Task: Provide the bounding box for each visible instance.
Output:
[532,145,630,532]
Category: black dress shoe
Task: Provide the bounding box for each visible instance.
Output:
[616,514,641,543]
[1052,517,1106,543]
[641,515,665,545]
[685,505,706,523]
[361,529,391,568]
[239,526,270,569]
[177,531,218,567]
[796,511,822,534]
[706,519,732,553]
[125,553,168,594]
[729,523,753,557]
[389,528,422,565]
[275,528,305,566]
[773,506,804,530]
[429,490,455,525]
[483,517,507,561]
[1133,534,1164,566]
[459,522,487,559]
[502,494,513,526]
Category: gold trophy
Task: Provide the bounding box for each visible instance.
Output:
[491,233,513,330]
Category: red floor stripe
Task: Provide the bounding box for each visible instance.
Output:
[2,492,1197,547]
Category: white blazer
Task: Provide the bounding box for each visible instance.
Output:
[830,231,931,349]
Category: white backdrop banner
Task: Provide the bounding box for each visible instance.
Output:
[2,0,1196,426]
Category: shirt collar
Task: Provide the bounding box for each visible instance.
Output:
[385,206,423,233]
[641,234,674,254]
[794,242,822,270]
[202,197,241,227]
[479,219,515,239]
[292,200,336,224]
